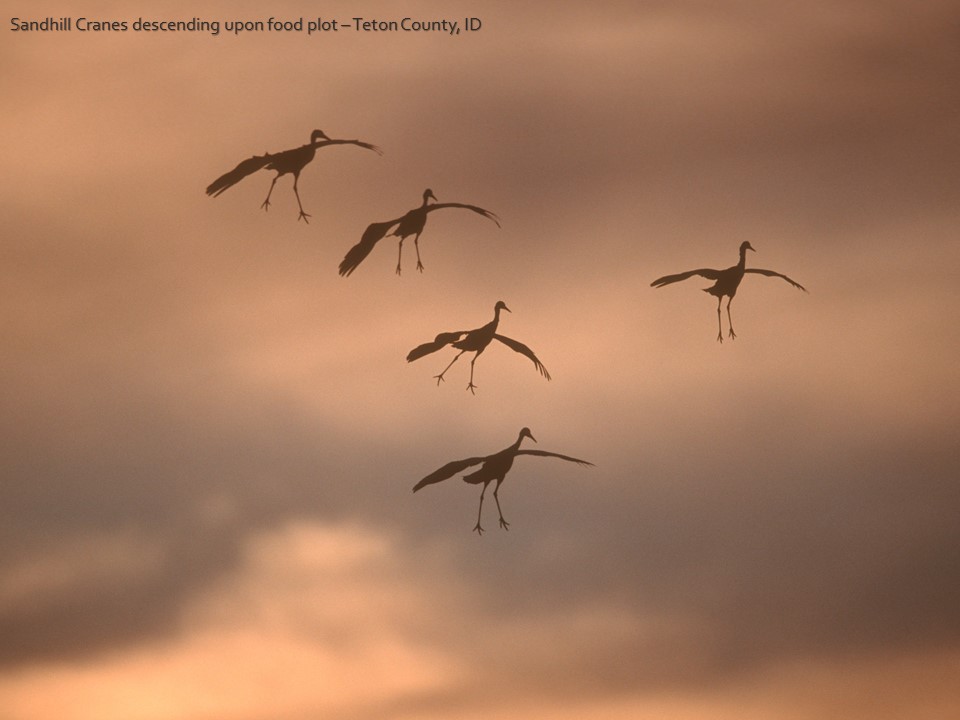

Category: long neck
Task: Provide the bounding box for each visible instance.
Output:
[421,194,432,208]
[512,433,526,451]
[738,245,749,269]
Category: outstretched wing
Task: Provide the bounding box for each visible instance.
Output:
[406,331,467,362]
[313,138,384,156]
[650,268,722,288]
[744,268,808,292]
[338,217,404,276]
[413,456,486,492]
[425,203,501,227]
[206,154,272,197]
[514,449,594,466]
[493,334,551,380]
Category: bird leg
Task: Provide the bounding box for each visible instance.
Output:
[716,297,724,343]
[413,232,425,272]
[434,350,465,385]
[395,239,404,275]
[467,354,480,394]
[473,485,486,535]
[726,298,736,340]
[292,174,311,223]
[261,176,279,212]
[493,485,509,530]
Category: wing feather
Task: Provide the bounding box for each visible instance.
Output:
[514,449,594,466]
[650,268,722,287]
[425,203,501,227]
[493,334,551,380]
[206,154,272,197]
[406,331,467,362]
[338,217,404,276]
[413,456,486,492]
[744,268,808,292]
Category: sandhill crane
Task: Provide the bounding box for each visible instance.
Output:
[413,427,593,534]
[338,188,499,276]
[206,129,381,222]
[407,301,550,394]
[651,241,807,341]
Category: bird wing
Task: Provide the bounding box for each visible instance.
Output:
[493,334,551,380]
[338,216,405,276]
[205,154,273,197]
[413,456,486,492]
[406,331,468,362]
[514,449,594,466]
[650,268,722,287]
[424,203,501,227]
[313,139,384,156]
[744,268,808,292]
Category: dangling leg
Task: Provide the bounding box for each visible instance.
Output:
[473,484,487,535]
[716,297,724,343]
[466,351,483,394]
[261,175,279,211]
[292,173,311,223]
[395,238,405,275]
[434,350,465,385]
[727,297,736,340]
[493,481,509,530]
[413,232,425,272]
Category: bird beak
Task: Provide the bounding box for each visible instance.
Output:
[529,433,537,443]
[504,304,512,313]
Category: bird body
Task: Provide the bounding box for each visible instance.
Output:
[413,427,593,534]
[338,188,500,276]
[651,241,806,341]
[406,301,550,393]
[206,129,381,222]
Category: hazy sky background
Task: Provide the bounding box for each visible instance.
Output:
[2,1,959,718]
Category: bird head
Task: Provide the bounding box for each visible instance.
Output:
[741,241,756,253]
[494,300,511,314]
[519,427,537,444]
[310,130,330,143]
[423,188,437,203]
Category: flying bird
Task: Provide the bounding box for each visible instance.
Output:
[413,427,593,534]
[406,301,550,394]
[338,188,500,276]
[206,129,382,222]
[651,241,807,341]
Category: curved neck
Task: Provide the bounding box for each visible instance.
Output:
[738,246,749,269]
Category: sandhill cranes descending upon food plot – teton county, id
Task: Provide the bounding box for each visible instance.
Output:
[413,428,594,534]
[338,188,500,276]
[406,301,551,394]
[205,129,382,222]
[651,241,807,341]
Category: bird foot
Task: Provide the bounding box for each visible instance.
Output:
[298,211,311,224]
[716,332,724,344]
[473,523,485,535]
[499,518,510,531]
[260,199,271,212]
[433,374,446,386]
[416,261,425,272]
[467,382,478,395]
[395,264,402,276]
[728,329,737,340]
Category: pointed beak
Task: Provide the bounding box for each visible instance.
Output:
[529,433,537,443]
[504,305,512,313]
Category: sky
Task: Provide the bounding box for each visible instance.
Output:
[2,1,959,718]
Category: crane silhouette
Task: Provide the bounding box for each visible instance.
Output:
[651,241,807,341]
[413,427,593,534]
[206,129,382,223]
[406,301,550,394]
[338,188,500,276]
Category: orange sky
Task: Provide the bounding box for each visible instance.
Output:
[3,1,959,718]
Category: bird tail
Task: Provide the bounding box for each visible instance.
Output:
[205,154,272,197]
[338,219,398,276]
